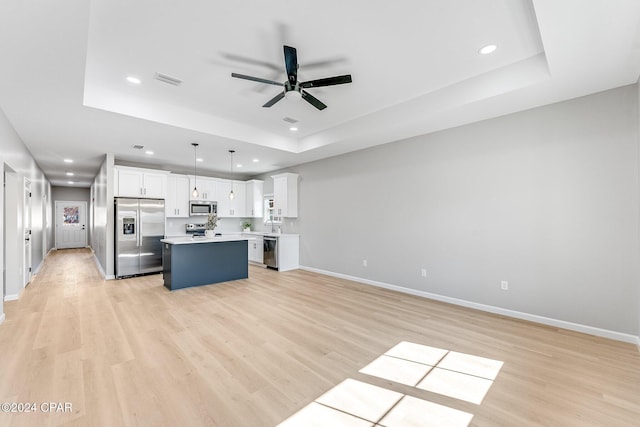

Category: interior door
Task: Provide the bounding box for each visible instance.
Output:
[55,201,87,249]
[23,180,32,286]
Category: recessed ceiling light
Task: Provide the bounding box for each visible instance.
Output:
[289,127,298,131]
[236,164,243,168]
[196,158,203,162]
[68,181,74,184]
[63,158,73,163]
[145,150,154,155]
[252,158,259,163]
[479,44,497,55]
[66,172,74,176]
[126,76,141,84]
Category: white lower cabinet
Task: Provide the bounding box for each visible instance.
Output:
[246,235,264,264]
[242,234,298,271]
[275,234,299,272]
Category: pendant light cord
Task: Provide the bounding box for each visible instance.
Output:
[229,149,235,200]
[191,142,199,198]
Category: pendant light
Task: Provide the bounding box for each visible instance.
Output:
[191,142,199,198]
[228,149,235,200]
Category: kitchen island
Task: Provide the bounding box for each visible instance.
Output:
[161,235,254,290]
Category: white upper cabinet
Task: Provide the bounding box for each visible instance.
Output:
[271,173,298,218]
[115,166,168,199]
[245,180,264,218]
[188,176,217,202]
[165,174,190,217]
[215,179,246,217]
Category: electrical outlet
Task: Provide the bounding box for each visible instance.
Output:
[421,268,427,277]
[501,280,509,291]
[362,259,367,267]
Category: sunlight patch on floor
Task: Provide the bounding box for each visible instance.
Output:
[277,341,503,426]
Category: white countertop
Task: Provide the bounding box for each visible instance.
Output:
[241,231,299,237]
[161,235,257,245]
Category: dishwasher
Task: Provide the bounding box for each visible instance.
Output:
[263,236,278,269]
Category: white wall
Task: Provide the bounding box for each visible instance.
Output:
[0,106,52,318]
[257,85,640,340]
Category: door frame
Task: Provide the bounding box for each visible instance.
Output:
[3,165,19,301]
[23,178,32,287]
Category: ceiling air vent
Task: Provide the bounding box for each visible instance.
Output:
[153,72,183,86]
[283,117,298,124]
[132,144,145,150]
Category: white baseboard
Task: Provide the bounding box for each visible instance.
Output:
[32,260,45,275]
[4,294,19,302]
[91,252,114,280]
[300,265,639,345]
[0,313,5,325]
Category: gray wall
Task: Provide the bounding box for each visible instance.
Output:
[257,85,639,338]
[90,154,114,278]
[51,186,90,204]
[0,106,52,314]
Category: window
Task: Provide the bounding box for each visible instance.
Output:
[263,194,281,225]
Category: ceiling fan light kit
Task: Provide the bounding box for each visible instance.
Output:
[231,45,352,110]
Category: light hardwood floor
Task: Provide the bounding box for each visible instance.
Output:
[0,248,639,426]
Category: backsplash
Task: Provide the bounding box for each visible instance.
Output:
[166,216,299,236]
[165,217,248,236]
[249,217,298,234]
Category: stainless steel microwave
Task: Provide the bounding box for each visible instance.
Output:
[189,200,217,216]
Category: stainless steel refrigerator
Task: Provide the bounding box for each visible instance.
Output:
[115,198,165,278]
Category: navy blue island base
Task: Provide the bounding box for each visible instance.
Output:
[162,239,249,291]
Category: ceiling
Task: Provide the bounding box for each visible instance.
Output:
[0,0,639,187]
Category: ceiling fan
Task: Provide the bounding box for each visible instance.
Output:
[231,45,352,110]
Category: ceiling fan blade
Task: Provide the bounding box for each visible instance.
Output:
[301,57,347,69]
[300,74,352,89]
[231,73,283,87]
[222,53,281,71]
[283,45,298,85]
[262,91,285,107]
[301,90,327,110]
